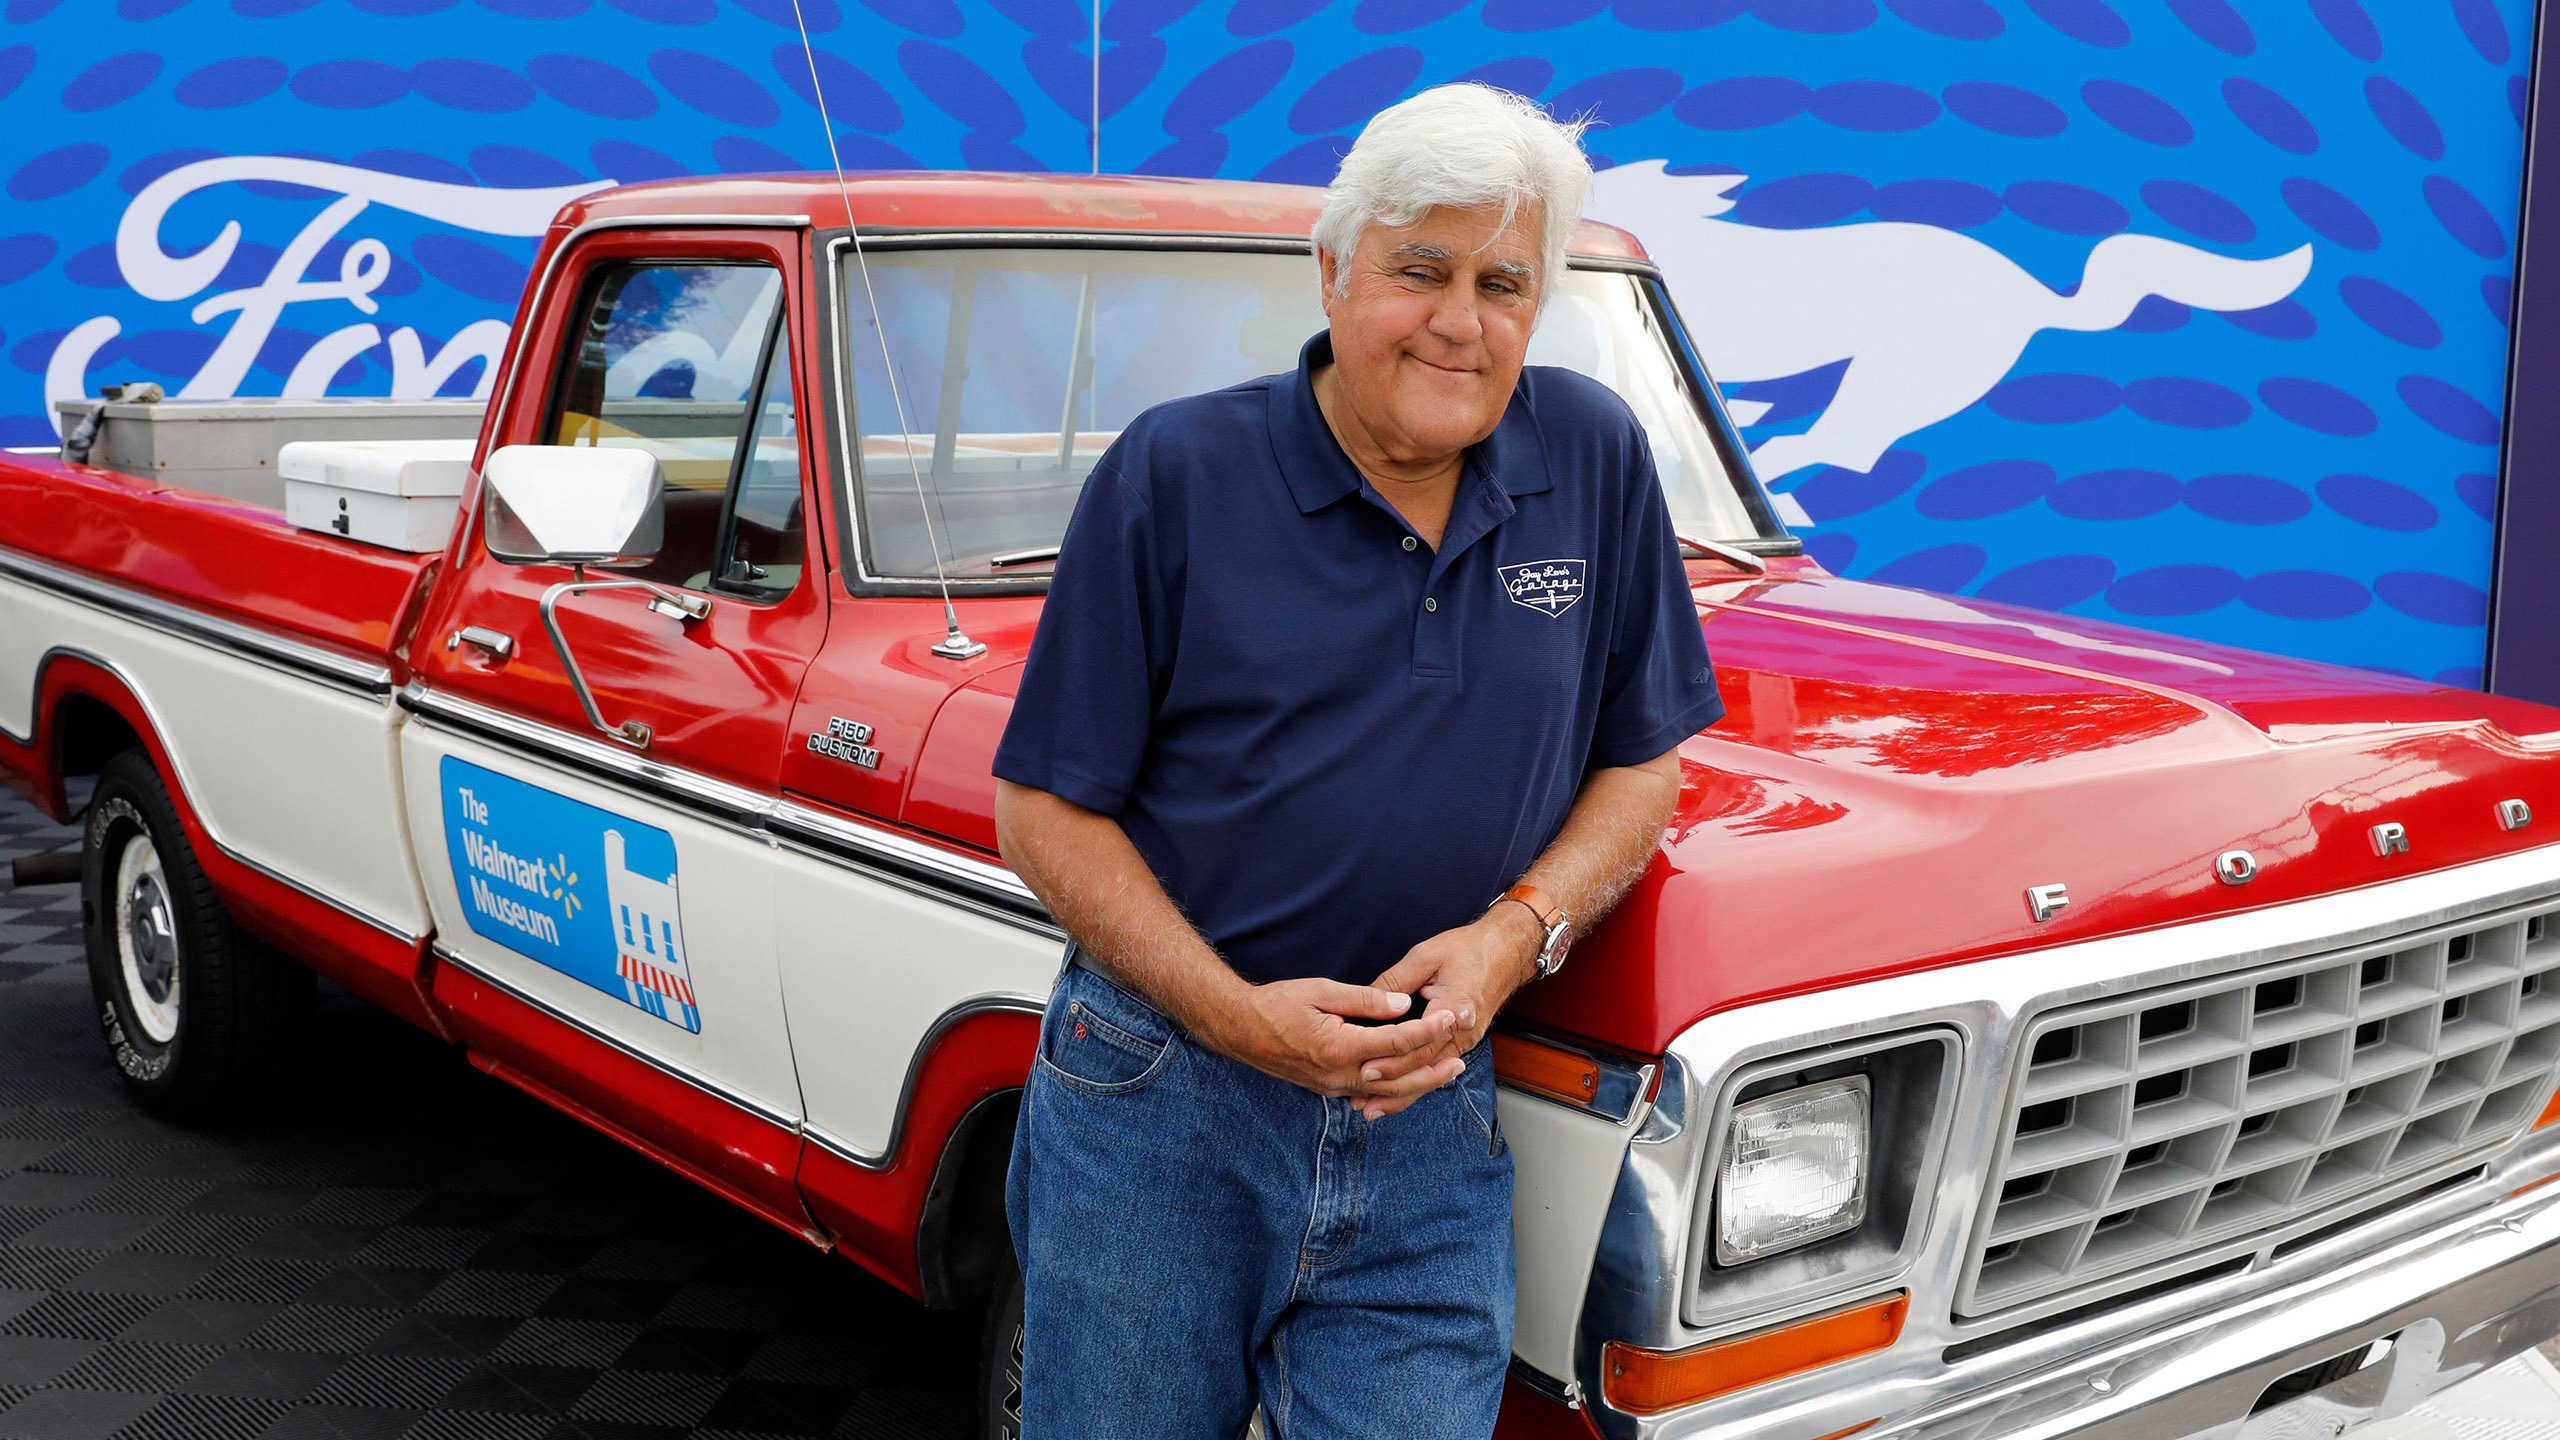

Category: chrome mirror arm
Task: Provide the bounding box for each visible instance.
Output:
[536,569,713,750]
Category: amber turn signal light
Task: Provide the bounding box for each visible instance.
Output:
[1601,1292,1908,1418]
[2534,1084,2560,1130]
[1491,1032,1602,1107]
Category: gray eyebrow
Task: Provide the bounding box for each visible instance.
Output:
[1382,244,1536,281]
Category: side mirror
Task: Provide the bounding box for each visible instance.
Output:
[482,444,664,565]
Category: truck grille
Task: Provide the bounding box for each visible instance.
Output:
[1959,908,2560,1318]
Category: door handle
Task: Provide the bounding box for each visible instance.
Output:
[445,625,516,662]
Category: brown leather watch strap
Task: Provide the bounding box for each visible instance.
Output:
[1496,883,1561,931]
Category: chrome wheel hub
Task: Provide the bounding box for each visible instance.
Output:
[114,836,180,1044]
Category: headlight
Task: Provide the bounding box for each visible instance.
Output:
[1715,1076,1871,1263]
[1688,1034,1954,1331]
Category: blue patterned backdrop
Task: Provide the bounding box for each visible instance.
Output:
[0,0,2534,684]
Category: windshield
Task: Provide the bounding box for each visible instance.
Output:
[841,246,1767,579]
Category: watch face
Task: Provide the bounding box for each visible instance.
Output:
[1541,920,1576,975]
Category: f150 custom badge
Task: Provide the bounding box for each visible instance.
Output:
[440,757,702,1033]
[808,716,882,770]
[1500,559,1586,617]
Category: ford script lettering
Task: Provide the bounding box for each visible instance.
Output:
[44,156,608,428]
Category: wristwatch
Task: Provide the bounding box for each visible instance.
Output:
[1493,884,1575,979]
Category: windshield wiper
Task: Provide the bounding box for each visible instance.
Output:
[989,545,1062,568]
[1675,533,1768,574]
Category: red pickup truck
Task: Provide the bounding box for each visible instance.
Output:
[7,171,2560,1440]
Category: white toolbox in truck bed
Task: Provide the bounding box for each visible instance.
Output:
[278,438,475,552]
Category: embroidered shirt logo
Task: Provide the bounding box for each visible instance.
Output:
[1500,559,1587,617]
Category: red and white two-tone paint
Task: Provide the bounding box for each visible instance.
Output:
[4,173,2560,1440]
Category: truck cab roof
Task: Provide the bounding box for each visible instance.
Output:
[551,170,1653,260]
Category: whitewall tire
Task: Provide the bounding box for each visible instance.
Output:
[81,749,311,1119]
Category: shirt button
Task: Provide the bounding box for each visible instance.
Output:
[1401,535,1418,552]
[1423,597,1438,613]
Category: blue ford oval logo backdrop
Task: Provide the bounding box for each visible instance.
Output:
[0,0,2528,686]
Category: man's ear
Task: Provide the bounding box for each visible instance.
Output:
[1315,245,1339,319]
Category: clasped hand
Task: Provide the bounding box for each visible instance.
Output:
[1200,908,1540,1120]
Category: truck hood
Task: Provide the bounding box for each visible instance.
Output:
[901,564,2560,1057]
[1517,566,2560,1053]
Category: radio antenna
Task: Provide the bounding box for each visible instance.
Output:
[790,0,984,661]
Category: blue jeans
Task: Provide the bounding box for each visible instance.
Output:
[1007,955,1516,1439]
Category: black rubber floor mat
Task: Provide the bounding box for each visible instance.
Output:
[0,782,975,1440]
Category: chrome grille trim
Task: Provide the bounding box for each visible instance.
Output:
[1958,903,2560,1317]
[1579,845,2560,1435]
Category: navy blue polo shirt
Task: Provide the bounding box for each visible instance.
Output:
[993,333,1723,989]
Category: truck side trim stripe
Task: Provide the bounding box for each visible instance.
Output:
[224,841,425,946]
[433,941,803,1130]
[0,545,394,699]
[398,682,1055,929]
[3,639,424,945]
[764,805,1055,933]
[437,938,1044,1173]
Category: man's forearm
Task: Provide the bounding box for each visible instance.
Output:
[1503,749,1683,967]
[993,780,1247,1036]
[1361,746,1684,1074]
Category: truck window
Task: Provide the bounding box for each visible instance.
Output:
[538,262,804,600]
[841,247,1766,581]
[711,325,802,602]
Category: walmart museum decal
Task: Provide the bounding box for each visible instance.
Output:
[440,756,702,1035]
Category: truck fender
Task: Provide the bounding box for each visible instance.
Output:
[915,1088,1021,1310]
[21,649,201,838]
[16,649,445,1034]
[796,1005,1041,1302]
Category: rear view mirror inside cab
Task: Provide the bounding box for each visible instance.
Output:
[482,444,666,566]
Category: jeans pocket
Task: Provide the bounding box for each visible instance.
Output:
[1036,964,1180,1096]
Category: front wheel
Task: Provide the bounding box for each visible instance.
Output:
[81,749,310,1119]
[978,1257,1025,1440]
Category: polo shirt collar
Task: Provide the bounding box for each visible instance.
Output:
[1270,332,1554,517]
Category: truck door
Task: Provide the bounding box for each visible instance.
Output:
[400,228,824,1229]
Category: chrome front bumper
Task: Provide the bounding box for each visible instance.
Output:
[1628,1168,2560,1440]
[1899,1178,2560,1440]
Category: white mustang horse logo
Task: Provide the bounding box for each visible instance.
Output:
[1587,159,2316,481]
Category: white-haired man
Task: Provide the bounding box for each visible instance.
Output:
[994,84,1722,1437]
